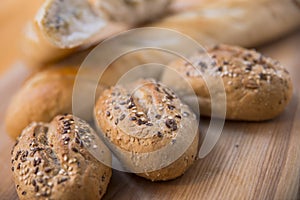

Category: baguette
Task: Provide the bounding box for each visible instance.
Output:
[23,0,300,65]
[22,0,172,65]
[151,0,300,47]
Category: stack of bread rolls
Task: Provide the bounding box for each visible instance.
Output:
[6,0,297,199]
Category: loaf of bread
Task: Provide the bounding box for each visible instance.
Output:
[5,65,106,139]
[11,114,112,200]
[92,0,172,25]
[22,0,172,65]
[94,79,199,181]
[151,0,300,47]
[161,44,293,121]
[23,0,300,65]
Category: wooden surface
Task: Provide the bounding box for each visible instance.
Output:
[1,1,300,199]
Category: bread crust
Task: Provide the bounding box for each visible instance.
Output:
[23,0,300,65]
[11,114,112,200]
[151,0,300,47]
[94,79,199,181]
[162,44,293,121]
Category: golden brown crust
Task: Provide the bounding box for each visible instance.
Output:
[11,114,112,200]
[94,79,199,181]
[151,0,300,47]
[162,44,293,121]
[5,65,106,139]
[93,0,172,25]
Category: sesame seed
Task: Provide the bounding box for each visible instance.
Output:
[146,123,153,126]
[45,167,52,173]
[63,155,68,162]
[63,137,70,142]
[72,147,79,153]
[167,105,175,110]
[36,171,43,176]
[183,112,190,117]
[136,112,144,117]
[57,177,68,184]
[119,114,125,121]
[35,185,39,192]
[175,115,182,119]
[157,132,163,138]
[165,119,178,131]
[34,167,39,174]
[130,117,137,121]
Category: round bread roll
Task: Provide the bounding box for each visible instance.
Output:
[161,44,293,121]
[94,79,199,181]
[11,114,112,200]
[5,65,106,139]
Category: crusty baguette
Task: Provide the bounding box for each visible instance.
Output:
[23,0,128,66]
[22,0,171,66]
[94,79,199,181]
[92,0,172,25]
[11,114,112,200]
[22,0,300,65]
[151,0,300,47]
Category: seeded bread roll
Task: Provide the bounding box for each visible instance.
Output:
[161,44,293,121]
[11,114,112,200]
[94,79,199,181]
[5,65,106,139]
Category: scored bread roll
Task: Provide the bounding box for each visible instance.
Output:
[161,44,293,121]
[5,65,106,139]
[94,79,199,181]
[11,114,112,200]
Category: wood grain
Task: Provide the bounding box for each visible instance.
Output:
[0,1,300,199]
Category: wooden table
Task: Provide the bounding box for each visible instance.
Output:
[1,1,300,199]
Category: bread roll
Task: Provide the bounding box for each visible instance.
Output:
[161,44,293,121]
[94,79,199,181]
[11,114,112,200]
[5,65,106,139]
